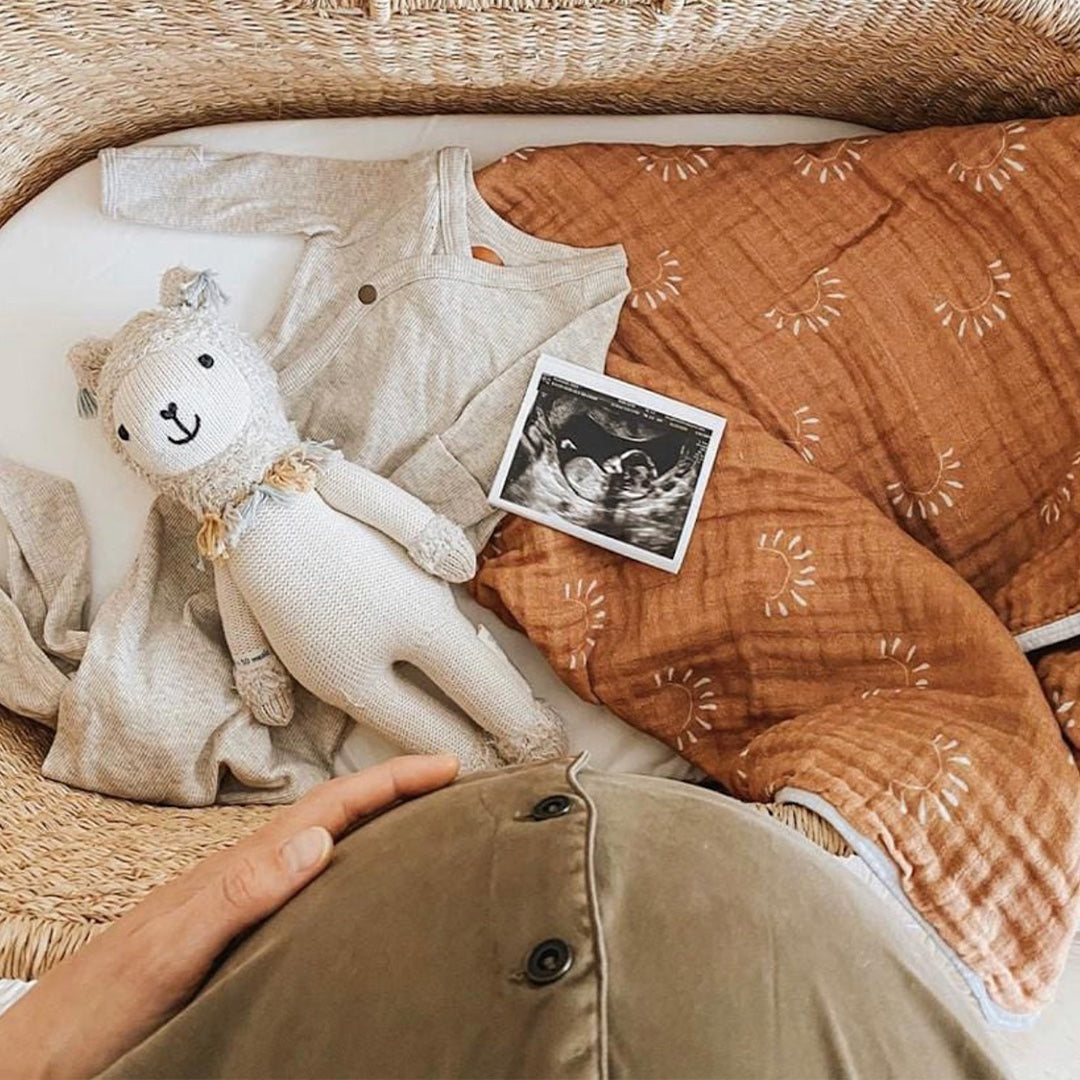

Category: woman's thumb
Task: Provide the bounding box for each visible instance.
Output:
[280,826,334,876]
[210,825,334,943]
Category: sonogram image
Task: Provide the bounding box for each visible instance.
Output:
[498,374,710,559]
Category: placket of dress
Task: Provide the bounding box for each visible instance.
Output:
[485,755,608,1080]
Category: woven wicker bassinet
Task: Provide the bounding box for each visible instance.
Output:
[4,0,1080,980]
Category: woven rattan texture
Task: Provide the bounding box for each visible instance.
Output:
[0,710,275,979]
[4,1,1080,228]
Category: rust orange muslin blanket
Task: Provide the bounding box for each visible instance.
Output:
[471,120,1080,1023]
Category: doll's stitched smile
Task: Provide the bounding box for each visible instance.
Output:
[160,401,202,445]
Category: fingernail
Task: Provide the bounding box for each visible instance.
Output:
[281,826,332,874]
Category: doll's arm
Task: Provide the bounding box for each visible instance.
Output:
[316,458,476,583]
[214,562,294,727]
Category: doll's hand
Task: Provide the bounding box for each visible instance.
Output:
[234,652,295,727]
[408,515,477,583]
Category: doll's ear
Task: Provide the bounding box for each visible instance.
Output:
[67,338,111,418]
[159,266,228,311]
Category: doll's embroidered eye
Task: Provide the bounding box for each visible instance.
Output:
[197,354,214,369]
[117,424,130,441]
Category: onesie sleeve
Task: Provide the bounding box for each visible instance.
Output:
[389,280,628,547]
[99,145,364,238]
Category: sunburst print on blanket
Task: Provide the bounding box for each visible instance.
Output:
[890,733,971,826]
[484,525,507,558]
[1052,691,1076,737]
[933,258,1012,339]
[862,636,931,699]
[793,137,871,183]
[651,667,717,751]
[628,248,682,311]
[764,268,845,336]
[948,122,1028,193]
[886,446,964,519]
[1040,449,1080,526]
[498,147,537,164]
[558,578,607,671]
[785,404,822,463]
[636,147,715,182]
[734,744,751,788]
[756,528,816,618]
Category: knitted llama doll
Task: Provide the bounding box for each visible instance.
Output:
[68,267,567,772]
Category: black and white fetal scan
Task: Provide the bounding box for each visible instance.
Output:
[497,373,711,560]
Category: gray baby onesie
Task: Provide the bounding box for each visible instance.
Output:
[36,145,629,805]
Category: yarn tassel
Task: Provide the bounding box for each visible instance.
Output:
[76,387,98,418]
[195,441,339,560]
[264,451,317,493]
[182,270,228,311]
[262,440,340,493]
[196,512,228,561]
[237,487,270,529]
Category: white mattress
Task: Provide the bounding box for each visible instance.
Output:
[1,113,1075,1076]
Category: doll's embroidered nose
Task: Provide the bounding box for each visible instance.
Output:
[160,402,202,444]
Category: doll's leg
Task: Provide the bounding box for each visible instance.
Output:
[343,674,500,774]
[405,621,568,765]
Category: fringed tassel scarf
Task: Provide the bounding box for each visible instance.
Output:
[196,441,339,561]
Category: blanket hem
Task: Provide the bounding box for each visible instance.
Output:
[775,786,1037,1031]
[1015,613,1080,653]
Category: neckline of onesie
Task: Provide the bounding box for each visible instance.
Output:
[435,146,627,282]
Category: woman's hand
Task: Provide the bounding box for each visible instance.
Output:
[0,754,459,1080]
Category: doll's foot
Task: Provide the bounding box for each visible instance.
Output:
[234,654,295,727]
[493,702,569,765]
[456,736,503,774]
[409,515,477,583]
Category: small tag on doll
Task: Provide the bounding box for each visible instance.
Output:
[488,354,726,574]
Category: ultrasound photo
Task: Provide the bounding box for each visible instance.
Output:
[489,357,725,572]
